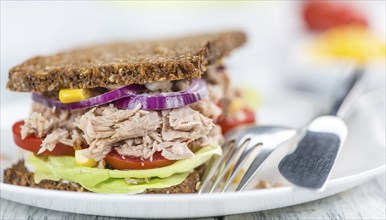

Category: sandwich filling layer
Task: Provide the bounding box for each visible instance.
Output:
[25,145,221,194]
[20,63,228,165]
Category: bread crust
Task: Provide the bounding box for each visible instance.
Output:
[3,160,202,194]
[7,31,246,92]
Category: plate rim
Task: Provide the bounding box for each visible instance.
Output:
[1,164,384,201]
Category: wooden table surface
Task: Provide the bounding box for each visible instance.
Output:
[1,174,384,220]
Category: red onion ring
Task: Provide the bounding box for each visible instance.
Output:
[113,79,208,110]
[32,84,146,110]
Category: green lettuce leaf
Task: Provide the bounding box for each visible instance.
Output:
[26,145,221,193]
[86,172,190,194]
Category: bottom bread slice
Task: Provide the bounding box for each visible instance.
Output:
[3,160,202,194]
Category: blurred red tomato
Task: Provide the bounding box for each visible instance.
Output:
[303,0,368,31]
[218,108,256,134]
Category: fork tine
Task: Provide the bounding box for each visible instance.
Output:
[198,140,235,194]
[212,138,252,193]
[208,139,249,193]
[235,150,272,191]
[221,143,262,192]
[197,155,218,193]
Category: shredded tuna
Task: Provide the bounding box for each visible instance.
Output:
[76,104,143,143]
[31,102,57,118]
[21,112,54,139]
[115,138,157,161]
[79,104,165,161]
[21,104,88,153]
[145,81,172,92]
[173,80,191,91]
[31,103,87,131]
[111,111,162,141]
[189,98,222,119]
[162,107,213,141]
[39,129,71,154]
[23,101,222,162]
[158,142,195,160]
[207,84,224,103]
[192,125,224,150]
[78,104,216,161]
[203,62,237,119]
[97,159,106,169]
[204,63,230,91]
[71,129,84,148]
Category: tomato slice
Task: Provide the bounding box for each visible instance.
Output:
[218,108,256,134]
[12,120,175,169]
[12,120,75,156]
[105,150,175,170]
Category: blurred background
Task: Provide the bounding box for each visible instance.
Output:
[1,3,385,217]
[1,1,385,126]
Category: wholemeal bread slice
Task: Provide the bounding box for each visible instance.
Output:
[7,31,246,92]
[3,160,202,194]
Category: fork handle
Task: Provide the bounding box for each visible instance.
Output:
[235,150,272,191]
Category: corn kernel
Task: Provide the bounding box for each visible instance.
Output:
[228,98,244,113]
[59,89,90,103]
[75,149,97,167]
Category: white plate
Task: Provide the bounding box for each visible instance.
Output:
[1,89,385,218]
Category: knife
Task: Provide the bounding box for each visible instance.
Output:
[278,67,364,190]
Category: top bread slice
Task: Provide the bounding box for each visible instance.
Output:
[7,31,246,92]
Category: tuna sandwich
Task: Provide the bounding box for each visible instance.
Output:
[4,31,256,194]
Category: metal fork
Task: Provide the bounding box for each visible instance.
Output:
[198,126,297,193]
